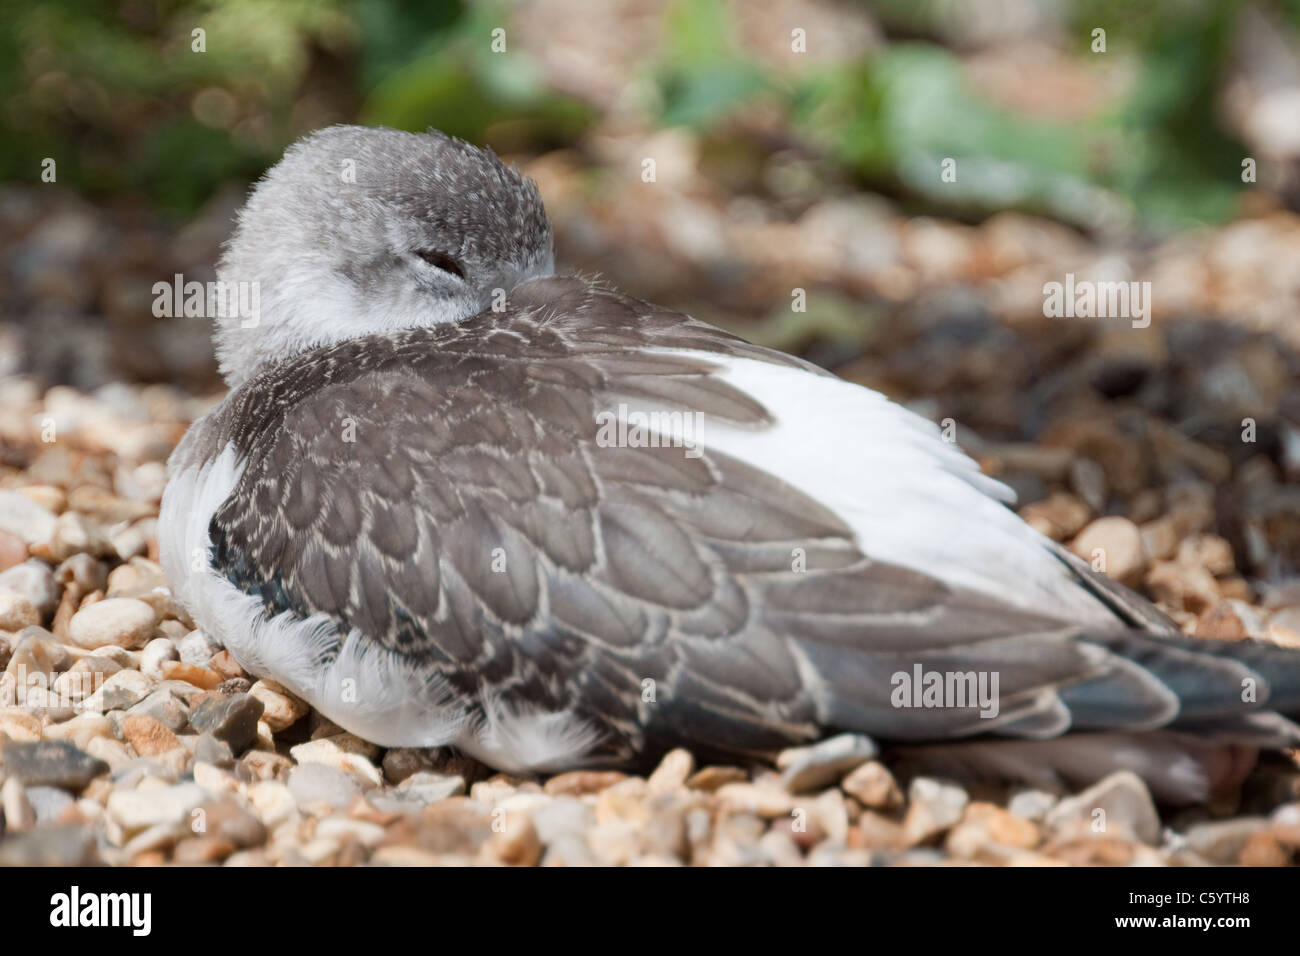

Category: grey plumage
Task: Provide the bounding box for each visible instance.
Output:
[164,125,1300,803]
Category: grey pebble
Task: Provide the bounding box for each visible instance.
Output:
[189,693,263,754]
[1,740,108,792]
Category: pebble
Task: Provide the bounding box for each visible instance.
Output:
[139,636,177,679]
[4,628,69,680]
[1044,770,1161,845]
[42,712,112,750]
[0,490,57,545]
[159,659,224,689]
[777,732,877,792]
[85,735,133,770]
[288,763,360,810]
[26,784,76,824]
[201,800,268,847]
[945,801,1041,858]
[1183,817,1271,864]
[396,771,466,803]
[1,776,35,830]
[189,692,263,753]
[79,668,150,712]
[0,560,59,616]
[0,529,26,573]
[486,812,543,865]
[172,835,237,864]
[647,748,695,794]
[46,511,112,561]
[715,782,798,818]
[106,782,206,834]
[0,707,43,742]
[530,797,595,844]
[686,765,748,791]
[248,678,308,731]
[289,737,383,787]
[2,740,108,791]
[247,780,298,826]
[1070,516,1146,585]
[122,713,181,757]
[125,688,188,731]
[0,593,40,630]
[840,760,904,810]
[543,770,627,796]
[1195,599,1266,641]
[67,597,156,650]
[0,823,98,865]
[1007,788,1059,822]
[194,732,235,768]
[901,777,969,845]
[176,629,221,666]
[53,655,121,703]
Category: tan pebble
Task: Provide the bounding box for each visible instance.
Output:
[0,529,30,573]
[193,761,240,794]
[248,679,308,732]
[172,836,237,864]
[42,712,112,750]
[1195,600,1265,641]
[159,659,224,689]
[1217,576,1254,602]
[1,778,35,831]
[486,812,543,865]
[1139,516,1180,561]
[542,770,627,796]
[1239,832,1290,867]
[123,714,181,757]
[0,707,43,742]
[1019,491,1092,541]
[207,650,246,680]
[1146,560,1220,614]
[686,765,748,791]
[52,656,119,703]
[647,748,695,793]
[240,749,294,780]
[13,485,64,514]
[841,761,903,810]
[247,781,297,826]
[0,593,39,630]
[86,735,133,769]
[1177,533,1236,577]
[46,512,112,562]
[67,597,156,650]
[1266,608,1300,649]
[316,815,386,846]
[854,810,906,851]
[966,802,1040,851]
[715,783,797,818]
[1070,516,1146,586]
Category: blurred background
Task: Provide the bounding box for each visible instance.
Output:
[2,0,1300,636]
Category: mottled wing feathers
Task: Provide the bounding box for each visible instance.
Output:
[200,277,1294,761]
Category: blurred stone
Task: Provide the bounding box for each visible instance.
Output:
[1070,516,1145,586]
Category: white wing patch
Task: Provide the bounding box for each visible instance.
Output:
[647,351,1119,627]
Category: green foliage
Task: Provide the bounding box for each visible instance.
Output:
[358,0,593,149]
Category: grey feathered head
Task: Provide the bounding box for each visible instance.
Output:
[214,125,555,387]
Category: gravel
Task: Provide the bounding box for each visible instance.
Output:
[3,189,1300,866]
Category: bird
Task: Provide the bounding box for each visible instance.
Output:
[160,124,1300,804]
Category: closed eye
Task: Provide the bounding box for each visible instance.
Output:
[414,249,466,278]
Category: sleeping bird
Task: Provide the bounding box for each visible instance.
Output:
[160,125,1300,804]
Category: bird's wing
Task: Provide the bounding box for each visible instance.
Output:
[188,276,1296,763]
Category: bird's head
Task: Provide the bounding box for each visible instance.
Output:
[213,125,555,387]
